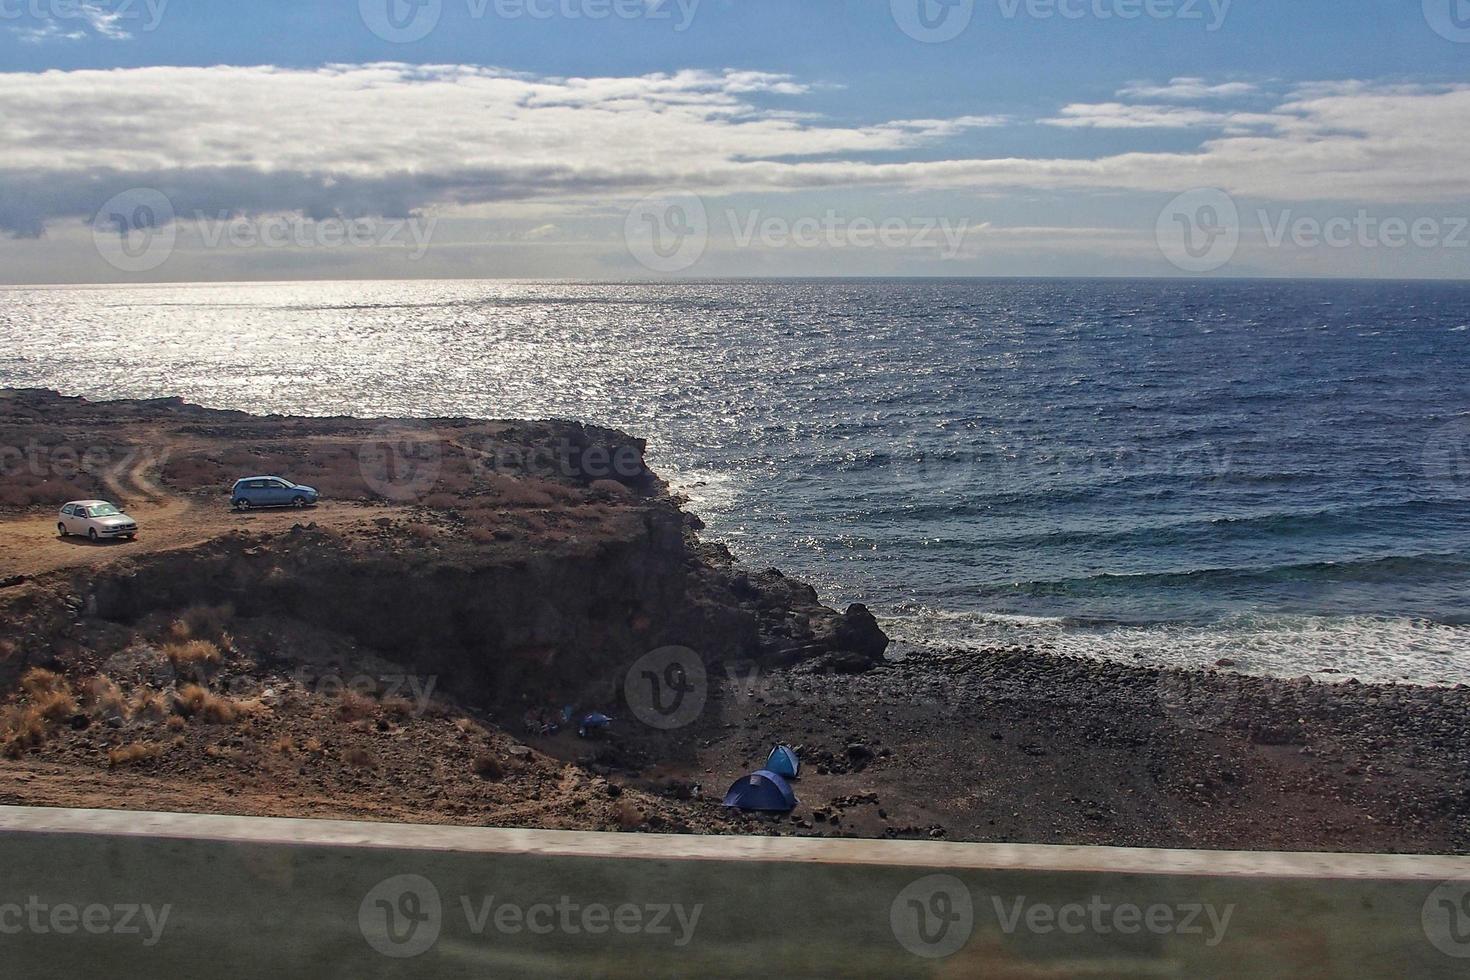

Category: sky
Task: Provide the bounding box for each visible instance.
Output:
[1,0,1469,282]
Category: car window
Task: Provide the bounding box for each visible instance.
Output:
[61,505,74,516]
[249,480,268,489]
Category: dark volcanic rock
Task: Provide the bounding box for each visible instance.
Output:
[833,604,888,660]
[812,650,882,675]
[697,555,890,668]
[0,389,886,716]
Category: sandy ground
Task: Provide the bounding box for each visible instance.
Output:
[0,441,401,579]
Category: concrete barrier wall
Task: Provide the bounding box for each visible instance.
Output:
[0,805,1467,978]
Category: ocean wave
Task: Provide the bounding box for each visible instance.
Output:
[901,499,1458,553]
[883,609,1470,686]
[975,551,1470,599]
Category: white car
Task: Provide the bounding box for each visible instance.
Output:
[57,500,138,542]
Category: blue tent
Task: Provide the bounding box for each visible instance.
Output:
[722,769,798,812]
[766,744,800,780]
[577,713,613,738]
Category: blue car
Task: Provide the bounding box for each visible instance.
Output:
[231,476,319,510]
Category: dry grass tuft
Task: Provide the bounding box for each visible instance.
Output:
[380,696,414,719]
[20,667,66,698]
[466,526,499,545]
[0,705,46,757]
[171,683,210,717]
[36,688,78,722]
[472,753,504,781]
[589,478,633,500]
[270,735,296,755]
[336,689,377,721]
[405,522,440,540]
[168,604,235,643]
[0,475,92,509]
[454,717,481,735]
[303,737,324,755]
[486,474,556,508]
[173,683,255,724]
[108,741,162,767]
[343,745,375,768]
[162,639,223,670]
[86,676,129,720]
[616,800,645,830]
[130,688,171,723]
[17,667,77,724]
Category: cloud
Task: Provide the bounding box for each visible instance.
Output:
[1,65,1469,240]
[10,21,88,44]
[1117,77,1260,101]
[1042,102,1283,132]
[80,2,133,40]
[6,2,136,43]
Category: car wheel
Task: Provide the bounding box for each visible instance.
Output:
[57,522,67,537]
[292,496,307,508]
[235,499,250,510]
[87,528,98,542]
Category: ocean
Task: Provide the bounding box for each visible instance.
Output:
[3,278,1468,684]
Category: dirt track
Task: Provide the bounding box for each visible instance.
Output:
[0,439,398,579]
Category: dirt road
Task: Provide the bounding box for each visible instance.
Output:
[0,444,397,579]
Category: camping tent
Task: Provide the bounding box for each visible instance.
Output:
[765,744,800,779]
[721,769,798,812]
[577,713,612,738]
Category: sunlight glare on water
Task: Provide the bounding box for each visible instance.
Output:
[4,277,1469,683]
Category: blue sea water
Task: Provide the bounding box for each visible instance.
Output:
[3,278,1468,682]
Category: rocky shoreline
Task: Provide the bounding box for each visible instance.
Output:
[641,644,1469,852]
[0,389,1465,854]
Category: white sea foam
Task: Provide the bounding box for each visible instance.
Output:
[883,609,1470,686]
[666,468,740,516]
